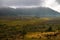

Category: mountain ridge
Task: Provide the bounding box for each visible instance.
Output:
[0,7,60,17]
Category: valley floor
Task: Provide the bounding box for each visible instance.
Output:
[0,17,60,40]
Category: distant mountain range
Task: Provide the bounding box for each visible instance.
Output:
[0,7,60,17]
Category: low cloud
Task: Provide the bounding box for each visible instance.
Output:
[56,0,60,4]
[0,0,42,6]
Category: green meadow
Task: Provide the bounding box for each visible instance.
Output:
[0,17,60,40]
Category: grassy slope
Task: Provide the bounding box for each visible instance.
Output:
[0,17,60,40]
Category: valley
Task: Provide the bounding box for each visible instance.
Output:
[0,17,60,40]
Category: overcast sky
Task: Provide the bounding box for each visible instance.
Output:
[0,0,43,6]
[0,0,59,7]
[0,0,60,12]
[57,0,60,4]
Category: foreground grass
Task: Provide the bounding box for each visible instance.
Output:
[0,17,60,40]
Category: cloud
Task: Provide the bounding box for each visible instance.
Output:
[0,0,3,6]
[42,0,60,12]
[56,0,60,4]
[0,0,60,12]
[0,0,42,6]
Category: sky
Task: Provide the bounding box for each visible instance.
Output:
[0,0,60,12]
[0,0,42,6]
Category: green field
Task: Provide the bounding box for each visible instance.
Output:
[0,17,60,40]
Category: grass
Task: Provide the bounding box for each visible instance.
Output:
[0,17,60,40]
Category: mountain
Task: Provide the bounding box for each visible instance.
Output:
[0,7,60,17]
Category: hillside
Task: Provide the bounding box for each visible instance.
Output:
[0,7,60,17]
